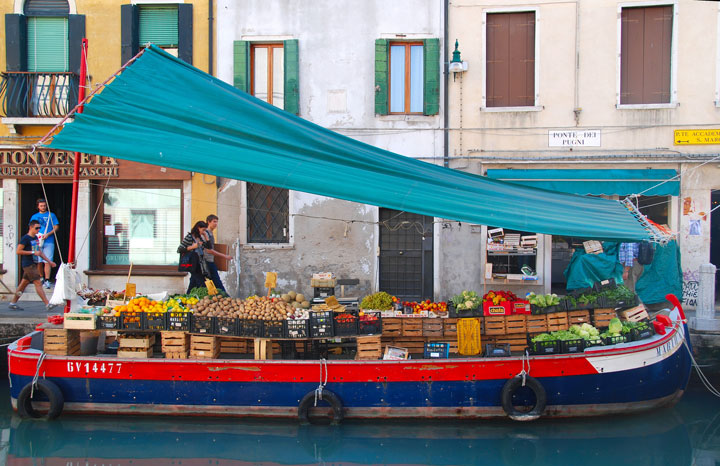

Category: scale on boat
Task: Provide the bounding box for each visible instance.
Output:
[310,273,360,309]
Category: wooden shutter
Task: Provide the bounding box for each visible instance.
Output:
[177,4,193,64]
[68,14,85,75]
[486,12,535,107]
[375,39,389,115]
[139,6,178,47]
[24,0,69,15]
[120,4,139,65]
[283,39,299,115]
[423,38,439,115]
[621,6,672,104]
[27,17,68,72]
[5,14,28,72]
[233,40,250,92]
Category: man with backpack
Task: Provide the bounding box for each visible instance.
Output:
[619,241,653,292]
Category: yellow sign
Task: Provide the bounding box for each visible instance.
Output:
[125,283,136,298]
[674,129,720,145]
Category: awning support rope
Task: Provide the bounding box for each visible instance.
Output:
[621,198,673,244]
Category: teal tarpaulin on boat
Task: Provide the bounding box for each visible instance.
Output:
[564,243,624,291]
[635,240,683,304]
[46,45,650,241]
[486,169,679,196]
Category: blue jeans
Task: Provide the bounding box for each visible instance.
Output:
[206,261,226,292]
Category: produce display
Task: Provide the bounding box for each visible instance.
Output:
[193,295,296,320]
[450,291,481,311]
[402,300,448,315]
[526,293,561,308]
[279,290,310,309]
[360,292,395,310]
[482,290,517,304]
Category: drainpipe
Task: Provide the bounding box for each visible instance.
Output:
[443,0,449,168]
[208,0,213,75]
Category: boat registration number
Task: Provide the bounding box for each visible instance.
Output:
[66,361,122,374]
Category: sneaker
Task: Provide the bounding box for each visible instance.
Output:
[8,303,23,311]
[46,303,58,312]
[43,280,52,289]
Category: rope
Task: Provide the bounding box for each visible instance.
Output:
[516,350,531,386]
[75,174,113,258]
[314,357,328,406]
[679,331,720,399]
[30,352,47,398]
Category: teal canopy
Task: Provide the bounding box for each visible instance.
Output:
[486,169,679,196]
[46,45,650,241]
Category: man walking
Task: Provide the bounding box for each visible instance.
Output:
[9,220,58,311]
[203,214,232,292]
[30,198,59,289]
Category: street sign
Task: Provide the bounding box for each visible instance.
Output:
[548,129,601,147]
[674,129,720,145]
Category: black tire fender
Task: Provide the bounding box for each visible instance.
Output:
[298,389,344,425]
[501,375,546,421]
[17,379,64,420]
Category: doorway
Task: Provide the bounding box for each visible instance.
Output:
[711,191,720,294]
[20,183,72,281]
[378,209,433,302]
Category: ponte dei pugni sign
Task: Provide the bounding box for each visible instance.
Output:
[0,150,119,178]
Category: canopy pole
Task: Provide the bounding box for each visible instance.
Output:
[65,38,89,314]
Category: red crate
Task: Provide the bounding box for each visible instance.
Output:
[512,300,531,315]
[483,301,512,316]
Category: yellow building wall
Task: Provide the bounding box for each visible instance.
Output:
[191,172,218,227]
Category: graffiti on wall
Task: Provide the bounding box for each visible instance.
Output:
[682,280,699,306]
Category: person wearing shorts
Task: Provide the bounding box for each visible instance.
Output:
[30,198,59,289]
[8,220,57,311]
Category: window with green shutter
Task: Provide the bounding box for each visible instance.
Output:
[139,5,178,48]
[27,17,68,72]
[375,38,439,116]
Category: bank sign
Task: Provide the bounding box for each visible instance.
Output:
[0,150,119,178]
[548,130,601,147]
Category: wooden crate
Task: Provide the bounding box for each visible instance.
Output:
[44,329,80,356]
[190,334,220,359]
[401,319,423,337]
[391,338,426,354]
[483,316,506,336]
[63,313,96,330]
[117,347,154,358]
[165,351,188,359]
[546,312,569,332]
[356,336,382,360]
[568,310,591,325]
[593,308,617,328]
[526,315,548,334]
[422,319,444,337]
[443,318,458,338]
[619,305,649,322]
[495,333,528,354]
[219,337,247,354]
[119,334,155,349]
[382,318,402,337]
[161,332,190,353]
[505,315,527,335]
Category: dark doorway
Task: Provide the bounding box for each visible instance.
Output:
[711,192,720,294]
[19,183,72,281]
[378,209,433,302]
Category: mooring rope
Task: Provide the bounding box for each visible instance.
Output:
[314,358,328,406]
[515,350,531,386]
[30,352,47,398]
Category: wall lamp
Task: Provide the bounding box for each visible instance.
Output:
[448,39,468,81]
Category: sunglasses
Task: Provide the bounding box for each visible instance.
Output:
[33,227,41,230]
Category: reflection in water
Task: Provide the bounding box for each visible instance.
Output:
[1,381,719,465]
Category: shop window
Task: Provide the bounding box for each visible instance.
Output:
[247,183,288,244]
[101,187,181,266]
[120,3,192,65]
[485,11,536,108]
[374,38,439,115]
[486,227,538,282]
[620,5,673,105]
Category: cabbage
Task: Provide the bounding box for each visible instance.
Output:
[608,318,622,334]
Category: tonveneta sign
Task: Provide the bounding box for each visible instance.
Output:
[0,150,119,177]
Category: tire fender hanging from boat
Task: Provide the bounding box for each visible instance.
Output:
[501,351,546,421]
[17,379,64,420]
[298,358,344,424]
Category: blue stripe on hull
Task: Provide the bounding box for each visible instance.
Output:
[10,346,691,410]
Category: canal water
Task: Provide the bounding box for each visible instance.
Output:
[0,378,718,465]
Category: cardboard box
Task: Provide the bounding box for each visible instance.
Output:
[483,301,512,316]
[583,241,603,255]
[214,243,229,271]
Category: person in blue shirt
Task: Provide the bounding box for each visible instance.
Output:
[618,242,642,292]
[8,220,58,311]
[29,198,59,289]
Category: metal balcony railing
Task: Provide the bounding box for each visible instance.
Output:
[0,71,79,118]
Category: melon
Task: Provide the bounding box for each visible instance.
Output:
[288,291,297,300]
[301,300,310,309]
[296,293,305,303]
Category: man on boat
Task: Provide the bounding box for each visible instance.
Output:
[8,220,58,311]
[30,198,59,290]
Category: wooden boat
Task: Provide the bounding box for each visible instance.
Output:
[6,298,692,422]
